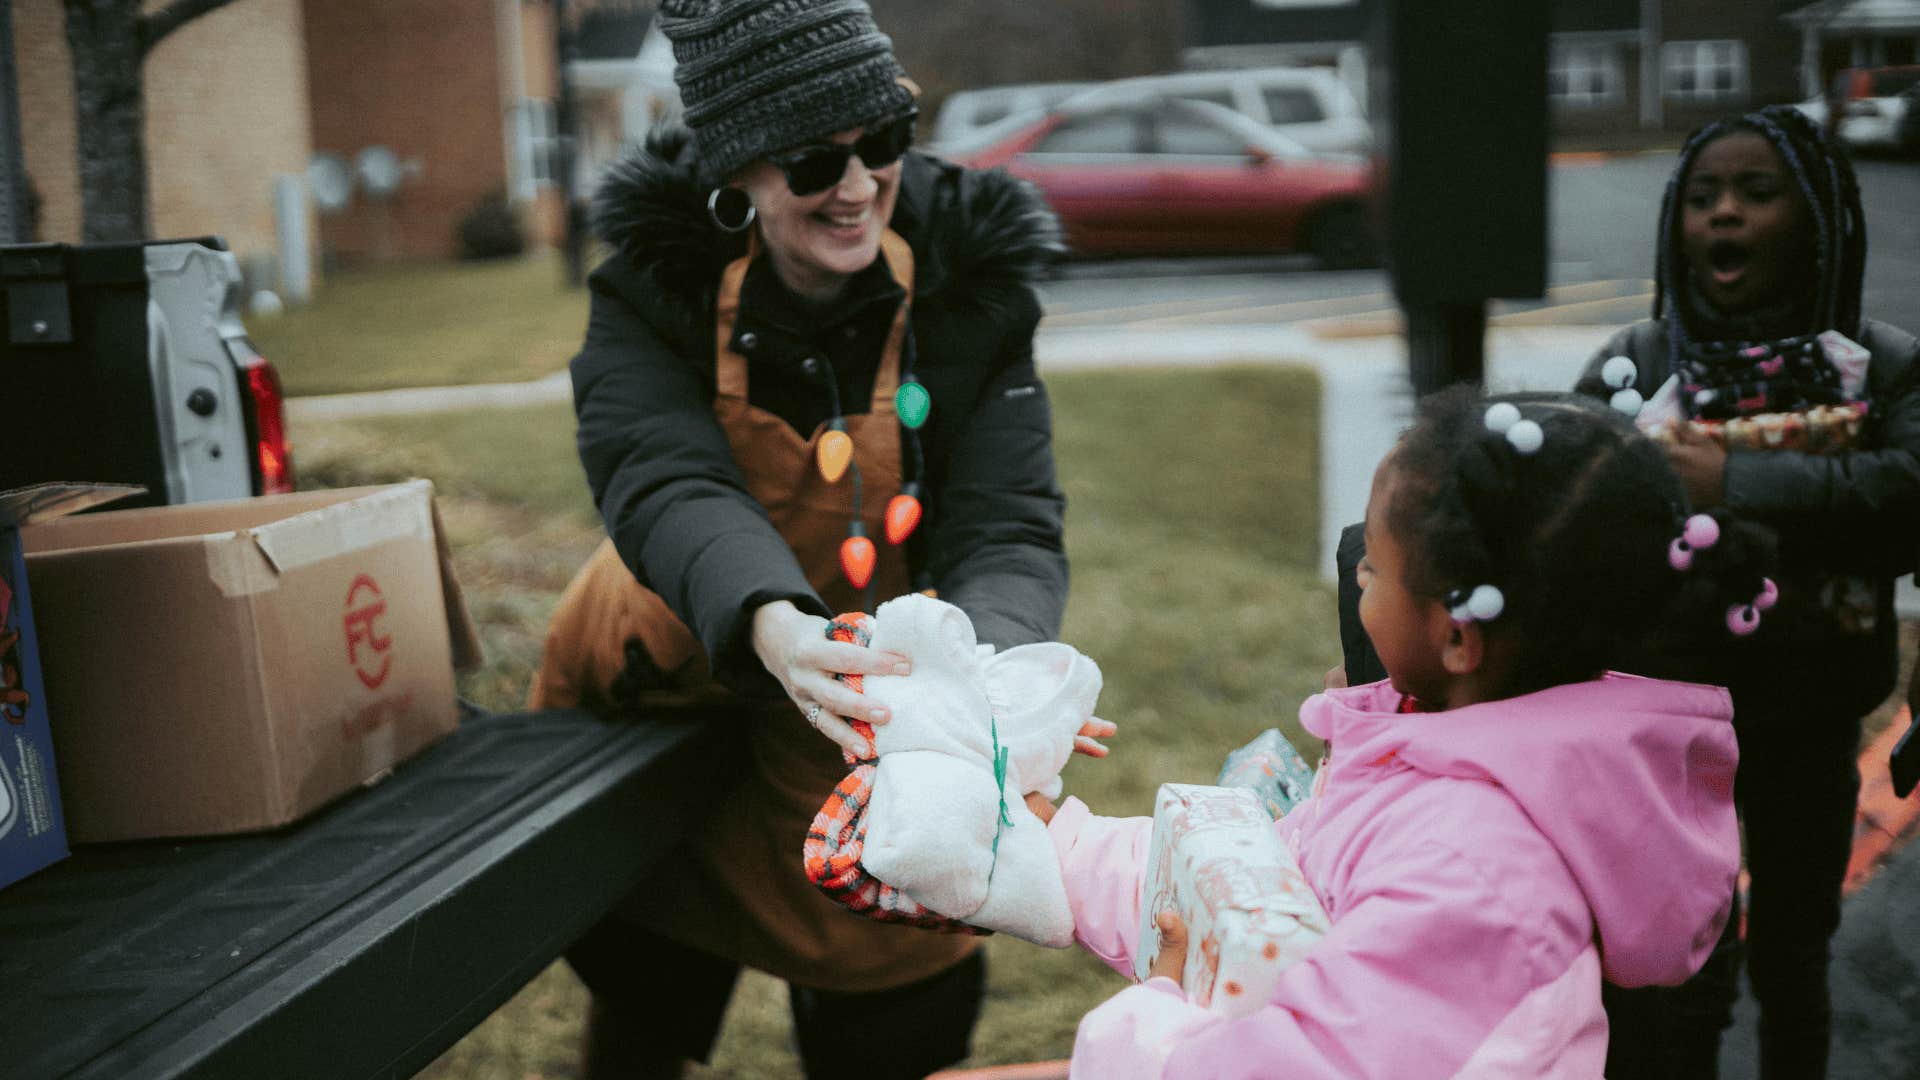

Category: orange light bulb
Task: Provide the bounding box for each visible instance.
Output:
[884,492,923,545]
[840,534,877,589]
[816,428,853,483]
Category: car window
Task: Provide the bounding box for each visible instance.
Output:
[1172,89,1236,111]
[1262,86,1326,125]
[1031,111,1145,154]
[1151,107,1248,156]
[1868,68,1920,97]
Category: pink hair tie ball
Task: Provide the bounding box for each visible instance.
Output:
[1666,514,1720,572]
[1726,579,1778,637]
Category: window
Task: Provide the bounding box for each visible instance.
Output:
[511,99,559,199]
[1663,41,1748,104]
[1261,86,1326,125]
[1549,42,1625,107]
[1032,111,1145,155]
[1152,109,1247,156]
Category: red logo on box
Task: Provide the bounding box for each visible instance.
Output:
[344,574,393,690]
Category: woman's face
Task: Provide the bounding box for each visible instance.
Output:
[738,124,902,303]
[1679,131,1813,315]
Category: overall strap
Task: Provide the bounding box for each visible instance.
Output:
[713,231,761,401]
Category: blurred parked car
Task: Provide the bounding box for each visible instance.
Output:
[948,97,1378,265]
[1794,65,1920,153]
[931,81,1099,149]
[933,67,1371,159]
[1068,67,1371,157]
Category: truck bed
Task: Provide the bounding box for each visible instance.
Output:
[2,706,736,1079]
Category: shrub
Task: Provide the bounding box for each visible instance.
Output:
[456,189,526,260]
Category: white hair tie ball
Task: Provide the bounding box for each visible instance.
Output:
[1483,402,1521,435]
[1601,355,1638,390]
[1447,584,1506,623]
[1611,387,1644,418]
[1466,584,1505,620]
[1505,419,1544,456]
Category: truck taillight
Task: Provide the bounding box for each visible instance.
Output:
[239,355,296,494]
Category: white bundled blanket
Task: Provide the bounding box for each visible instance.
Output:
[855,593,1102,946]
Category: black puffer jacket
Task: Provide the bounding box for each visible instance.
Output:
[1579,318,1920,711]
[572,126,1069,692]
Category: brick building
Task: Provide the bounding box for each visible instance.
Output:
[1545,0,1807,136]
[301,0,563,265]
[13,0,313,268]
[11,0,562,276]
[1180,0,1820,135]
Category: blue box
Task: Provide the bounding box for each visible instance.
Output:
[1,484,141,891]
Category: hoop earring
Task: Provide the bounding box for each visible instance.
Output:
[707,187,756,233]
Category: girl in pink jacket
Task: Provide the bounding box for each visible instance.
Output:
[1034,388,1771,1078]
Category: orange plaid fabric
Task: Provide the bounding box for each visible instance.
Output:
[801,613,987,935]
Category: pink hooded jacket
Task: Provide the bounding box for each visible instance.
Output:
[1049,673,1740,1079]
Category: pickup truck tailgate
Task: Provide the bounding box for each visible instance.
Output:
[1,706,735,1079]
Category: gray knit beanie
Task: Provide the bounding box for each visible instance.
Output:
[661,0,917,186]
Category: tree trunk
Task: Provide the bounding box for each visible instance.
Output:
[64,0,148,242]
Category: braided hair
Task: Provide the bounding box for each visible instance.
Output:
[1654,104,1867,383]
[1383,387,1774,696]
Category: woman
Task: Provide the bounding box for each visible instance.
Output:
[528,1,1071,1075]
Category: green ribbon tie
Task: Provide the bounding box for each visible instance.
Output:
[989,714,1013,881]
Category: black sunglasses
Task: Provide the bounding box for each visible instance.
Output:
[768,110,919,197]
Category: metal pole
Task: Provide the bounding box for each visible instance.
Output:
[1405,301,1486,398]
[0,0,30,243]
[1639,0,1663,131]
[553,0,584,286]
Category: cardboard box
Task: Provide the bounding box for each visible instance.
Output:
[1,483,143,887]
[19,481,481,843]
[1136,784,1329,1017]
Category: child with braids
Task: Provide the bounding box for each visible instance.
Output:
[1028,388,1770,1079]
[1578,104,1920,1079]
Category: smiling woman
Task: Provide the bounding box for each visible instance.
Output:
[525,1,1071,1077]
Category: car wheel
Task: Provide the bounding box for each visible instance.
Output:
[1308,204,1379,270]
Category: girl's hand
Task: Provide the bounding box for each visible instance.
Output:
[750,600,910,756]
[1662,421,1727,509]
[1149,912,1189,986]
[1074,717,1118,757]
[1024,791,1058,824]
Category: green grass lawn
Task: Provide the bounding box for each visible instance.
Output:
[249,253,589,397]
[292,363,1334,1079]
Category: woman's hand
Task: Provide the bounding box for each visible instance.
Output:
[1149,912,1189,986]
[1661,420,1727,509]
[750,600,910,756]
[1024,790,1058,824]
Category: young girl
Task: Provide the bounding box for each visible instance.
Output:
[1032,389,1769,1078]
[1576,105,1920,1078]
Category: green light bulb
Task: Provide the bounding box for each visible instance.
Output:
[896,380,931,429]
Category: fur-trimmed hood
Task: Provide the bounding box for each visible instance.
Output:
[590,123,1064,349]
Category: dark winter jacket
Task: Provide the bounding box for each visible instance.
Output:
[1578,318,1920,712]
[571,125,1069,693]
